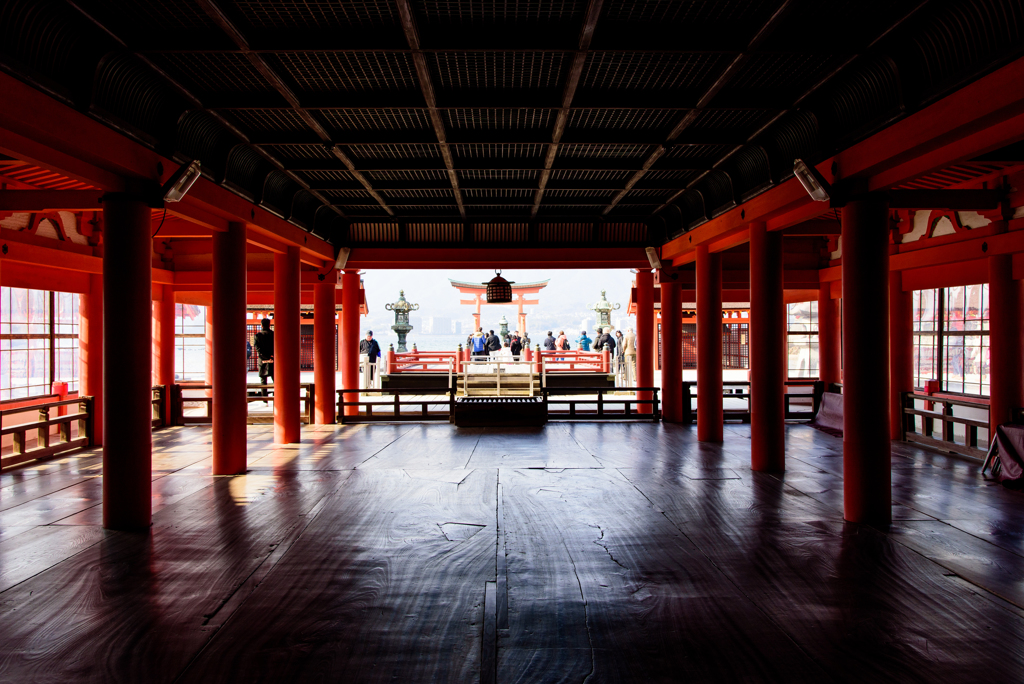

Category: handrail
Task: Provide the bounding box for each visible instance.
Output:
[337,386,456,423]
[173,383,315,425]
[683,380,823,423]
[1,396,93,469]
[462,359,535,397]
[542,386,661,422]
[900,391,988,460]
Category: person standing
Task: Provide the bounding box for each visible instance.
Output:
[510,332,523,359]
[596,327,615,355]
[543,331,556,350]
[486,329,502,356]
[623,327,637,381]
[576,330,592,352]
[253,317,275,400]
[359,330,382,383]
[470,328,487,360]
[614,330,625,372]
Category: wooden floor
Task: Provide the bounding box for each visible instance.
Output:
[1,422,1023,682]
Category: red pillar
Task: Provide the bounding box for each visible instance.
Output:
[749,222,785,471]
[154,284,175,426]
[313,277,337,424]
[697,244,723,440]
[274,246,301,443]
[636,269,655,414]
[102,195,151,531]
[818,282,841,387]
[341,270,361,417]
[889,269,913,440]
[212,222,248,473]
[79,274,103,446]
[989,238,1023,432]
[842,197,891,525]
[660,277,683,423]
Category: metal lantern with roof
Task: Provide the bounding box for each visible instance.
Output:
[385,290,419,353]
[485,270,514,303]
[589,289,621,335]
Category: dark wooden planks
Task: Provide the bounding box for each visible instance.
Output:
[178,467,497,683]
[500,467,828,683]
[0,469,344,683]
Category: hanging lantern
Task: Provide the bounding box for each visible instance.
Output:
[485,269,514,303]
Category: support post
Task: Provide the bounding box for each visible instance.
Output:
[696,244,723,441]
[636,269,655,413]
[313,277,337,424]
[749,222,785,471]
[102,195,151,531]
[80,273,103,446]
[889,269,913,440]
[212,221,248,473]
[989,238,1022,433]
[154,283,175,427]
[818,282,841,387]
[660,276,683,423]
[842,197,891,525]
[274,246,301,443]
[341,270,361,417]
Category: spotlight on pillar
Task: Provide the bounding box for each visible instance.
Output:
[793,159,831,202]
[161,160,202,203]
[645,246,662,270]
[485,269,514,303]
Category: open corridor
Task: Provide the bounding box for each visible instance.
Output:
[1,423,1023,682]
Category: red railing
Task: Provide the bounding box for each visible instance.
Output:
[539,350,610,372]
[388,350,460,373]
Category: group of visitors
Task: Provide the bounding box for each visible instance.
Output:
[541,327,638,376]
[467,328,528,361]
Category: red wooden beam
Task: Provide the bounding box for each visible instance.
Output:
[346,247,650,269]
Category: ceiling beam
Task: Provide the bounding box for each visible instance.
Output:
[395,0,467,219]
[651,0,934,216]
[0,189,104,211]
[532,0,604,218]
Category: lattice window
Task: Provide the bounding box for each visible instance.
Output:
[0,288,80,400]
[786,301,818,379]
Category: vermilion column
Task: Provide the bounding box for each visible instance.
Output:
[154,284,175,426]
[313,277,337,424]
[274,246,301,443]
[750,222,785,471]
[80,273,103,445]
[212,222,248,473]
[989,237,1022,432]
[341,270,361,417]
[818,282,841,387]
[636,269,655,414]
[697,244,723,440]
[102,195,151,531]
[842,197,891,525]
[660,276,683,422]
[889,269,913,440]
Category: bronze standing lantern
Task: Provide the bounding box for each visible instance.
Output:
[385,290,419,353]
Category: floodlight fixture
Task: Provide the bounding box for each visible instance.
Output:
[793,159,831,202]
[645,246,662,270]
[334,246,351,270]
[161,160,202,202]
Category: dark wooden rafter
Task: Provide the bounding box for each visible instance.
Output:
[602,0,797,216]
[652,0,935,214]
[532,0,604,219]
[394,0,466,219]
[191,0,392,217]
[64,0,348,220]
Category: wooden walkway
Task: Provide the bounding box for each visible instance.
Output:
[1,423,1022,682]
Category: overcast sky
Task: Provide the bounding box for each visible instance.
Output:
[359,269,638,339]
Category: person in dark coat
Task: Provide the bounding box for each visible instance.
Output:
[359,331,382,381]
[595,327,616,355]
[253,318,274,399]
[510,332,523,359]
[543,331,556,350]
[486,329,502,355]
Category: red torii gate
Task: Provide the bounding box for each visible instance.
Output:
[449,278,549,335]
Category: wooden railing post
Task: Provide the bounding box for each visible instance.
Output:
[812,380,824,416]
[37,406,50,450]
